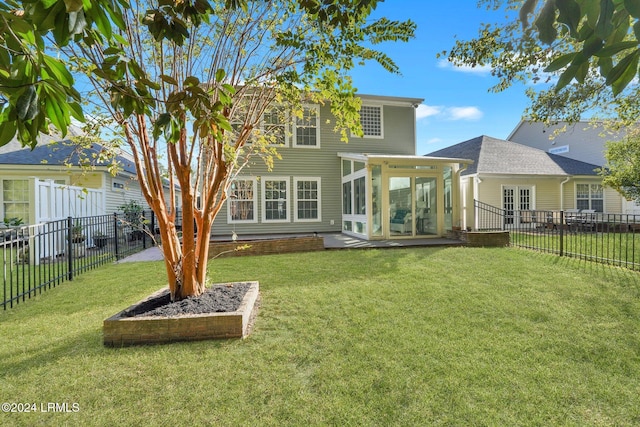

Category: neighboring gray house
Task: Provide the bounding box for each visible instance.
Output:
[212,94,472,240]
[427,135,615,229]
[507,120,626,167]
[508,120,635,214]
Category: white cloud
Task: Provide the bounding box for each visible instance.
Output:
[416,104,442,119]
[437,59,492,75]
[427,138,443,144]
[415,104,483,122]
[447,106,483,121]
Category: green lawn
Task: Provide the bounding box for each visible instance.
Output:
[1,247,640,426]
[512,230,640,269]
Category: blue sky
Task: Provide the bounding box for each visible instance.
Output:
[349,0,533,155]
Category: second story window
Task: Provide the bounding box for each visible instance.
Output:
[360,105,383,138]
[293,105,320,148]
[262,106,287,146]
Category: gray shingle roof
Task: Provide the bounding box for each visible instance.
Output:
[426,135,600,176]
[0,139,137,175]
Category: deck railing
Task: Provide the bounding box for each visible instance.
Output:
[475,200,640,271]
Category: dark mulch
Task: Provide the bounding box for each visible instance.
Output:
[121,283,251,318]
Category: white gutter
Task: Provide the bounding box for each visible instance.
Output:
[560,177,571,210]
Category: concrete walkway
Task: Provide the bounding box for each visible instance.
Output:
[118,232,464,262]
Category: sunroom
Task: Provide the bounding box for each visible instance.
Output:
[339,153,472,240]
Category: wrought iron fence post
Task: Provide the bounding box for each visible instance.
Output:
[67,216,73,281]
[559,210,564,257]
[113,213,120,260]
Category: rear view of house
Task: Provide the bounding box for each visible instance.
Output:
[212,94,472,240]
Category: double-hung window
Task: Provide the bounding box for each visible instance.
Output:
[576,183,604,212]
[262,178,289,222]
[228,178,257,223]
[293,105,320,148]
[2,179,30,224]
[294,178,321,222]
[262,105,288,146]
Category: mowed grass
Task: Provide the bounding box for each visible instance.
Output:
[1,247,640,426]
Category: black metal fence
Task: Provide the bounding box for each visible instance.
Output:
[475,200,640,271]
[2,210,161,310]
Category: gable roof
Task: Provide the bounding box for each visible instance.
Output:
[426,135,600,176]
[0,139,137,175]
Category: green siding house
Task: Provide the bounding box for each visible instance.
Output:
[213,94,472,240]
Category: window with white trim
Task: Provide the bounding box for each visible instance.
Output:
[262,178,289,222]
[293,105,320,147]
[576,183,603,212]
[294,177,321,222]
[261,105,288,146]
[228,178,257,223]
[2,179,30,224]
[360,105,383,138]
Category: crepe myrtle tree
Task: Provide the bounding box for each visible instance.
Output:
[441,0,640,201]
[0,0,415,300]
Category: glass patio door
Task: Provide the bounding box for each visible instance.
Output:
[415,177,437,235]
[389,176,438,237]
[389,177,412,236]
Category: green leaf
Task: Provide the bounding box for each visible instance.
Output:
[556,0,581,37]
[556,55,585,89]
[160,74,178,85]
[545,52,577,72]
[607,49,640,96]
[579,0,600,28]
[595,40,639,57]
[42,56,74,87]
[215,68,226,83]
[535,0,558,44]
[0,120,17,147]
[598,56,613,75]
[595,0,614,39]
[582,35,604,57]
[184,76,200,87]
[625,0,640,18]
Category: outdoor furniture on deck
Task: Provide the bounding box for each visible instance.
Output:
[565,209,597,232]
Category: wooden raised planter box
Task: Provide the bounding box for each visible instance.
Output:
[103,281,259,347]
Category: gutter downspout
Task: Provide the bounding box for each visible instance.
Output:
[456,163,469,230]
[474,175,482,231]
[560,177,571,210]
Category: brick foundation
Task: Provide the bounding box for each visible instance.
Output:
[209,236,324,258]
[464,231,510,247]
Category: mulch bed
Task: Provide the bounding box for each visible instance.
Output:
[122,283,251,318]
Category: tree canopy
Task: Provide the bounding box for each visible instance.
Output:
[0,0,415,299]
[443,0,640,201]
[442,0,639,124]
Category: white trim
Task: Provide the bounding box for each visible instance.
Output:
[359,104,384,139]
[227,177,258,224]
[574,181,604,212]
[293,177,322,222]
[261,176,290,223]
[260,105,290,147]
[293,104,321,148]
